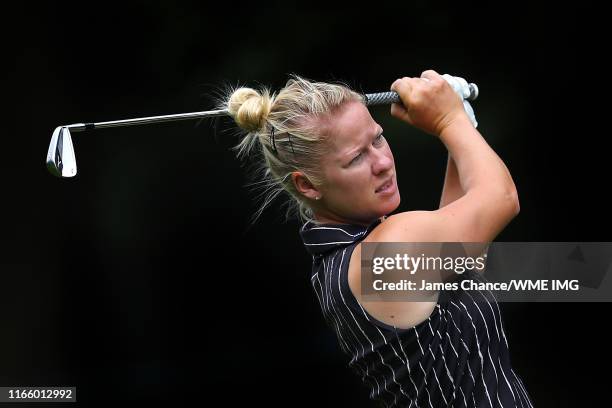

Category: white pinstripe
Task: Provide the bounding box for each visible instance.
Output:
[458,300,494,408]
[302,223,534,408]
[335,249,412,405]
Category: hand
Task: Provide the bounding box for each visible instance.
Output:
[390,70,469,137]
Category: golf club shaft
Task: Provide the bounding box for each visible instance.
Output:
[64,109,229,132]
[61,86,478,132]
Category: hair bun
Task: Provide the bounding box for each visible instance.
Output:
[227,87,273,132]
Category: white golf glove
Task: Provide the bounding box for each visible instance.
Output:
[442,74,478,128]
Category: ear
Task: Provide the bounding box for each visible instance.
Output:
[291,171,322,200]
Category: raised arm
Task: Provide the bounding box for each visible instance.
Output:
[380,70,520,245]
[352,70,518,328]
[439,152,464,209]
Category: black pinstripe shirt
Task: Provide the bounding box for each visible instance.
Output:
[300,218,534,408]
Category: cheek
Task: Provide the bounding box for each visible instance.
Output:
[328,171,366,194]
[344,169,373,192]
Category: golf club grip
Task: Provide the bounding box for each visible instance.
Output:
[364,91,401,106]
[364,83,478,107]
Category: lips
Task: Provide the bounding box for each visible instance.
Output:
[375,176,394,193]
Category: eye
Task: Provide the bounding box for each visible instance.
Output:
[348,134,384,166]
[349,152,362,165]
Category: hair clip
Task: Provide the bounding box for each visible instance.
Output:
[270,126,296,156]
[269,126,277,153]
[287,133,296,155]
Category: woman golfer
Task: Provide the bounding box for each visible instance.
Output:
[220,70,533,408]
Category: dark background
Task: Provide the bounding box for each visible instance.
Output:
[4,1,608,407]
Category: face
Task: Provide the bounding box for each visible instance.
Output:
[312,101,401,225]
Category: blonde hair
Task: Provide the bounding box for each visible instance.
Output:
[215,74,364,225]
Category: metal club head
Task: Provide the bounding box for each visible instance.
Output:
[46,126,77,178]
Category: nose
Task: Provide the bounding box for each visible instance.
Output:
[372,148,393,175]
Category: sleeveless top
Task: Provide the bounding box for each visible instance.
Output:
[299,218,535,408]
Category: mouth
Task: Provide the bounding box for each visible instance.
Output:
[375,176,395,194]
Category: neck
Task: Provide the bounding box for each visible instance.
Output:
[313,212,385,227]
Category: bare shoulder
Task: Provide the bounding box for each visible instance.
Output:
[372,190,519,244]
[367,211,436,242]
[347,215,439,330]
[347,198,517,330]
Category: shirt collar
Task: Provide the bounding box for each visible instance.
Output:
[299,218,383,256]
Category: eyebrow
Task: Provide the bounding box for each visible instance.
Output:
[342,126,383,160]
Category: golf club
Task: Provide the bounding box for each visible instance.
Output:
[46,80,478,178]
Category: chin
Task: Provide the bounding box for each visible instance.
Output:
[384,190,401,210]
[376,194,401,218]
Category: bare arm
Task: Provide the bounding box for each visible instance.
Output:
[439,116,519,209]
[388,70,520,243]
[353,71,520,329]
[439,152,464,209]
